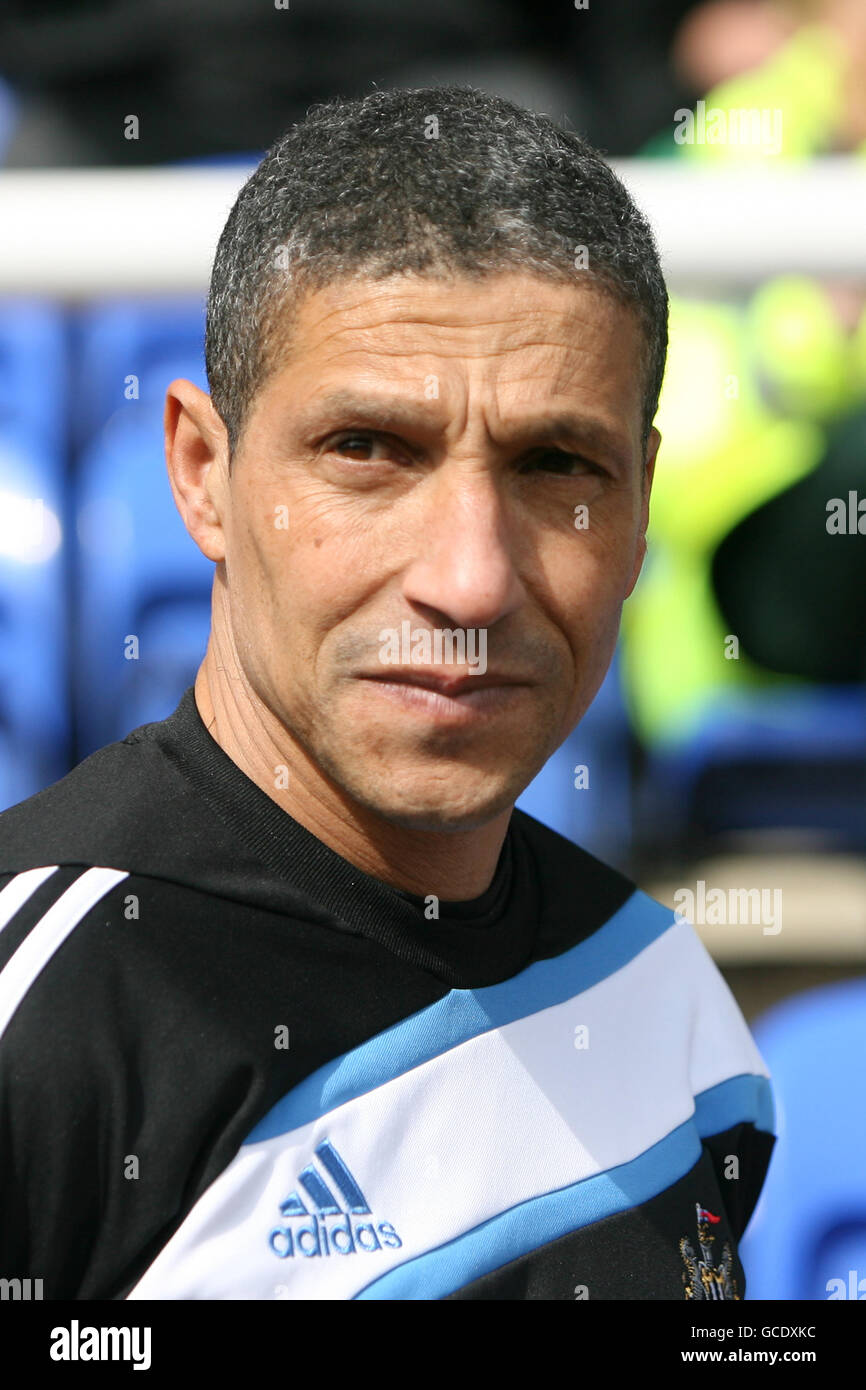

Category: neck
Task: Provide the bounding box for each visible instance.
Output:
[193,581,511,901]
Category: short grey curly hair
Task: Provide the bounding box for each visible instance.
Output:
[205,85,668,463]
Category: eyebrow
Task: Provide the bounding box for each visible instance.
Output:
[294,390,632,466]
[295,391,435,438]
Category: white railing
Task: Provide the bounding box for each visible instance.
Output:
[0,157,863,295]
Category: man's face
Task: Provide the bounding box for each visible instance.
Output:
[204,271,657,832]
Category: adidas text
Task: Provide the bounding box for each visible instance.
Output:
[270,1213,402,1257]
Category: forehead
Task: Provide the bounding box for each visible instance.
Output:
[260,270,647,445]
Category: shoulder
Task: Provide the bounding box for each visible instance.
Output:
[0,718,180,877]
[513,805,731,994]
[513,809,772,1110]
[514,806,750,982]
[511,805,635,903]
[510,806,637,953]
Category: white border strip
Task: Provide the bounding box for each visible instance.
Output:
[0,866,128,1040]
[0,865,58,932]
[0,158,862,294]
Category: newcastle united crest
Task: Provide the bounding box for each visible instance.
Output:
[680,1203,740,1300]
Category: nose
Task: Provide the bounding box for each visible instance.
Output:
[400,464,526,632]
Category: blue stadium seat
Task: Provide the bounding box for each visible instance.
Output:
[0,301,69,808]
[739,978,866,1300]
[0,440,68,808]
[0,299,68,459]
[636,685,866,853]
[70,295,208,452]
[74,391,213,755]
[72,298,213,753]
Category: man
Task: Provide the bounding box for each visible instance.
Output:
[0,86,774,1300]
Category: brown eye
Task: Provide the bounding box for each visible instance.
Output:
[332,434,378,458]
[328,432,410,464]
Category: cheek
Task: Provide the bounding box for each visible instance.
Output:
[223,490,296,652]
[543,526,632,700]
[553,519,638,615]
[233,507,356,669]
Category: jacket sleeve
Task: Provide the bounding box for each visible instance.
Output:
[703,1118,776,1241]
[0,867,109,1298]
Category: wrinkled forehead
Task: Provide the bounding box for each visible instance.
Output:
[253,270,649,452]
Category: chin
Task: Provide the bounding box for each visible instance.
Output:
[377,803,508,834]
[355,775,517,834]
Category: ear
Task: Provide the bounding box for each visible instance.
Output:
[164,379,230,563]
[624,425,660,600]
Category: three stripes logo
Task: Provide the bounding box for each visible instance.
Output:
[269,1139,402,1259]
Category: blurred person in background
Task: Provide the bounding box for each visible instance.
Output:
[621,0,866,807]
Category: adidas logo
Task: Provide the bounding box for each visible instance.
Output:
[269,1139,402,1259]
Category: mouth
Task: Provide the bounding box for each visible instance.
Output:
[363,669,528,696]
[356,670,532,721]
